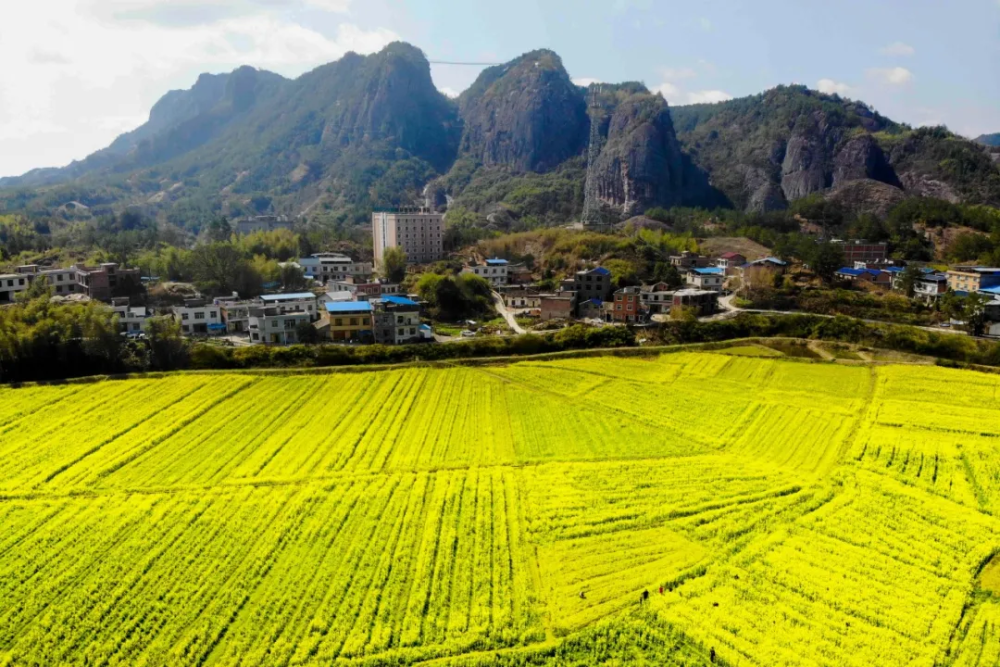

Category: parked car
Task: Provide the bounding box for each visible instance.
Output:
[460,330,476,338]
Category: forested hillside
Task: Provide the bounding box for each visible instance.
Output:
[1,44,998,235]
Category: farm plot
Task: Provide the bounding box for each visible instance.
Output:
[3,352,1000,666]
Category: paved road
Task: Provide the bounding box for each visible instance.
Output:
[492,291,526,335]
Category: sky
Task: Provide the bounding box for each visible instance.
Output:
[1,0,998,178]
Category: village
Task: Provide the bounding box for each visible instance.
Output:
[2,210,1000,345]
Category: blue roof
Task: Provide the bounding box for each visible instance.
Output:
[692,267,724,275]
[207,323,227,331]
[382,295,419,306]
[587,267,611,276]
[485,258,509,266]
[324,301,372,313]
[883,266,904,274]
[980,285,1000,295]
[582,298,603,306]
[261,292,316,301]
[419,324,432,330]
[836,267,868,277]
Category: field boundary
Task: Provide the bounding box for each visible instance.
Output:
[6,337,999,390]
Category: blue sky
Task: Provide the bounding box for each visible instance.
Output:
[0,0,997,177]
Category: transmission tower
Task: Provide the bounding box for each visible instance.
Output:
[581,87,605,230]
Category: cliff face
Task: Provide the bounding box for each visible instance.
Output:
[458,50,588,172]
[591,94,685,215]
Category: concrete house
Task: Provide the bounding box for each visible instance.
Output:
[612,286,643,323]
[573,267,613,302]
[687,267,725,291]
[248,306,310,345]
[319,301,373,343]
[462,258,509,286]
[372,296,422,345]
[173,299,223,335]
[947,267,1000,294]
[640,282,674,314]
[297,253,373,283]
[258,292,319,321]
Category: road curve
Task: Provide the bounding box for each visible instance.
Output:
[492,291,527,335]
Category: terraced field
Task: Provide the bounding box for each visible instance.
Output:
[2,351,1000,665]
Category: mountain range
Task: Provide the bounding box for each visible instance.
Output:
[1,42,998,231]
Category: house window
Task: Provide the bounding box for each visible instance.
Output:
[210,311,217,319]
[194,312,205,320]
[335,318,343,326]
[182,313,189,320]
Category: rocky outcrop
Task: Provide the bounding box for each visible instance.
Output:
[742,166,786,212]
[781,131,828,200]
[832,134,899,188]
[825,179,907,219]
[458,50,587,172]
[590,94,684,216]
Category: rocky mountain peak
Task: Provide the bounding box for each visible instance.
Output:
[457,49,588,172]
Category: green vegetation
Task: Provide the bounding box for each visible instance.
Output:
[416,272,494,321]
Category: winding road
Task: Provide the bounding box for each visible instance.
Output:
[492,291,527,335]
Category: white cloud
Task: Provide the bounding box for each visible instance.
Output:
[0,0,396,176]
[880,42,915,56]
[654,82,680,100]
[661,67,697,81]
[304,0,351,13]
[572,77,601,88]
[817,78,852,95]
[686,90,732,104]
[867,66,915,85]
[654,82,732,105]
[438,86,460,99]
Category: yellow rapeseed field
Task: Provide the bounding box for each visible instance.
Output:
[2,351,1000,665]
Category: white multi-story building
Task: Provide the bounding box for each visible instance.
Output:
[110,298,152,334]
[258,292,319,321]
[372,207,444,267]
[173,299,224,335]
[248,306,311,345]
[297,253,373,283]
[462,258,509,286]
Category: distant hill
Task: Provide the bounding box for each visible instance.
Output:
[1,45,998,231]
[976,133,1000,147]
[671,87,1000,213]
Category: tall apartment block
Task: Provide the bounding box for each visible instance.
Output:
[372,207,444,268]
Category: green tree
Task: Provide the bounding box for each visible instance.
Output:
[811,242,846,283]
[206,217,232,243]
[898,265,923,298]
[381,247,408,283]
[146,316,189,371]
[296,321,321,344]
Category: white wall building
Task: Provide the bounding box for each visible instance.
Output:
[173,299,223,335]
[110,299,152,334]
[686,268,725,291]
[297,253,373,283]
[257,292,319,320]
[372,208,444,267]
[462,258,509,286]
[248,307,310,345]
